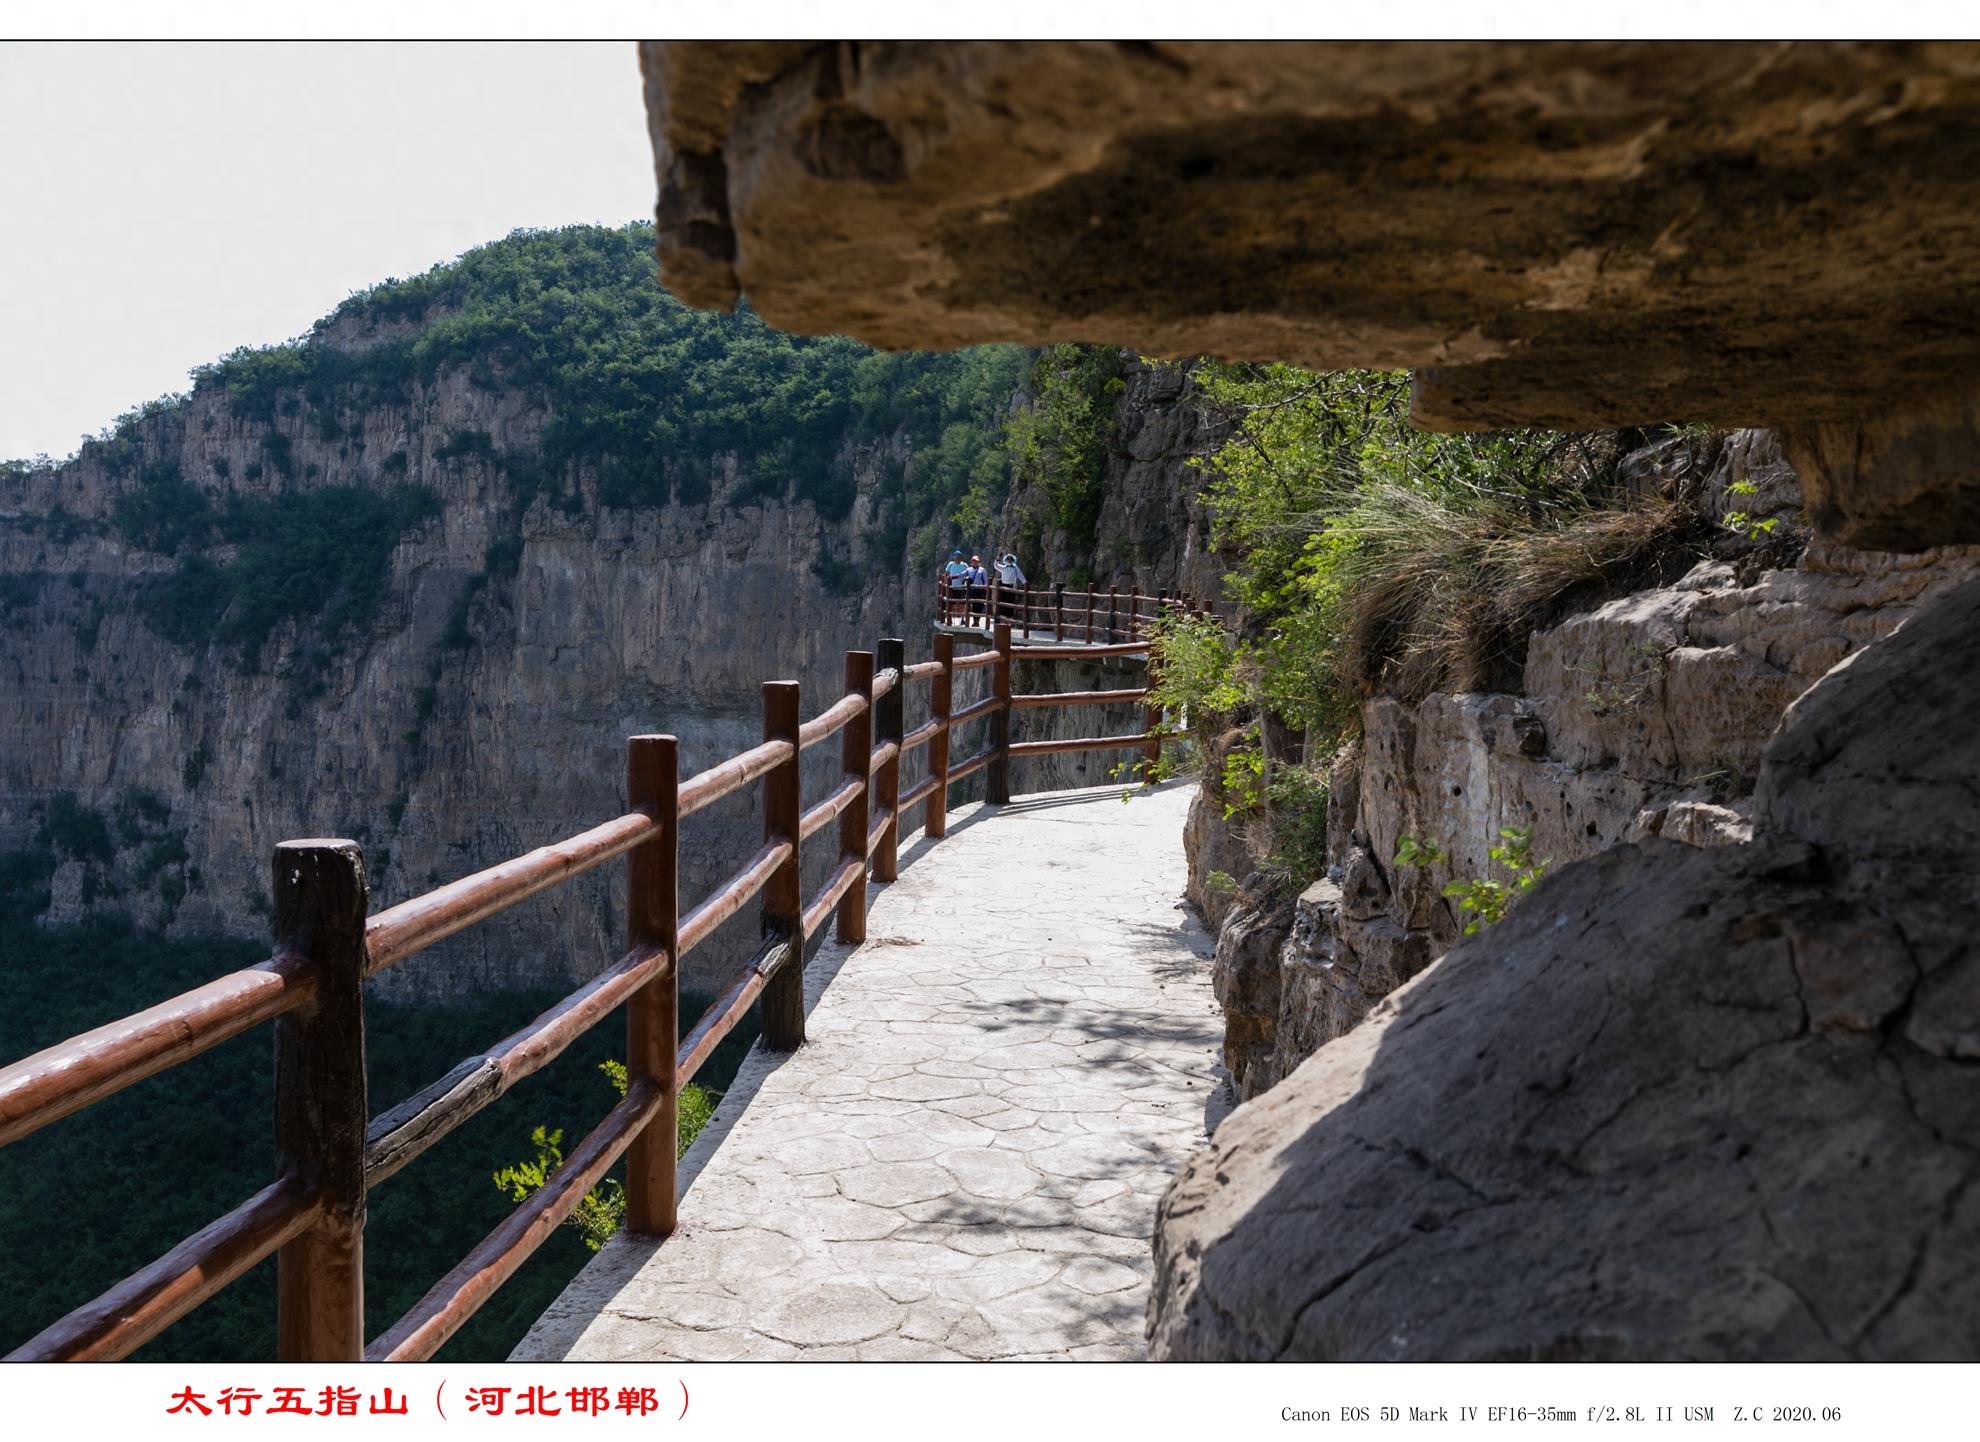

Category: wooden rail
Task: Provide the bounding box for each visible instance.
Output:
[936,576,1202,645]
[0,612,1173,1362]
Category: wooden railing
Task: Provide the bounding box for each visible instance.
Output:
[936,577,1202,643]
[0,621,1168,1363]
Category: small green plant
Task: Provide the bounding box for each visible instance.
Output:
[1722,479,1782,541]
[1581,639,1668,716]
[493,1060,718,1253]
[1204,869,1238,896]
[1394,826,1550,936]
[1392,834,1446,868]
[1219,746,1265,819]
[1107,725,1192,801]
[1443,827,1549,935]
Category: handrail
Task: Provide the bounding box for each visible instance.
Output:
[1009,732,1158,757]
[797,691,867,750]
[799,775,863,843]
[363,941,667,1188]
[1010,686,1148,708]
[0,951,314,1149]
[801,856,866,937]
[950,694,1002,727]
[0,610,1181,1361]
[367,1081,664,1362]
[6,1172,323,1362]
[365,810,656,974]
[1016,640,1152,659]
[677,932,787,1090]
[679,737,793,818]
[948,744,996,783]
[899,772,939,813]
[679,839,789,958]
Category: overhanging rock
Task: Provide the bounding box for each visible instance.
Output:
[639,41,1980,447]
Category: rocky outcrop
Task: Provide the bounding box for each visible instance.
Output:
[1206,431,1980,1097]
[1150,572,1980,1361]
[641,45,1980,491]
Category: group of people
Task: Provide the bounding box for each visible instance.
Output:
[941,549,1026,626]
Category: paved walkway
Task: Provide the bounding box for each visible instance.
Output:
[513,781,1227,1361]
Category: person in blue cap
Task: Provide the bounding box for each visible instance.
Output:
[943,549,972,623]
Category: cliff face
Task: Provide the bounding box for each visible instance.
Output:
[992,357,1227,605]
[1192,430,1980,1098]
[0,324,1207,999]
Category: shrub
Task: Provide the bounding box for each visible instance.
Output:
[139,484,440,656]
[493,1060,719,1253]
[37,795,114,864]
[1394,826,1551,936]
[434,428,494,463]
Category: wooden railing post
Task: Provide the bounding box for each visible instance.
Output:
[760,680,803,1050]
[987,621,1013,805]
[837,651,875,943]
[874,637,904,882]
[1129,584,1143,640]
[1084,587,1096,643]
[988,577,1002,633]
[1021,583,1031,639]
[272,839,368,1362]
[1053,584,1067,643]
[624,734,679,1236]
[1108,584,1119,643]
[927,632,953,840]
[1143,640,1165,783]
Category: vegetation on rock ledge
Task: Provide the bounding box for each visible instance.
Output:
[1150,365,1702,890]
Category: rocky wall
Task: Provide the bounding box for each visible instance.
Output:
[1201,431,1980,1099]
[1151,567,1980,1360]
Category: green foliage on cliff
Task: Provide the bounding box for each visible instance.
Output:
[126,482,440,657]
[1150,365,1694,884]
[192,223,1028,535]
[997,343,1125,558]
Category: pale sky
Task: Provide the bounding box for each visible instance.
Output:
[0,42,656,462]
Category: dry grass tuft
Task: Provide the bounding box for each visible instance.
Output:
[1335,485,1700,703]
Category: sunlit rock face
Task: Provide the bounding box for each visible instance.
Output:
[1200,430,1980,1101]
[641,41,1980,544]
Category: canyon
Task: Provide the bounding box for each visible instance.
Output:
[0,227,1215,1002]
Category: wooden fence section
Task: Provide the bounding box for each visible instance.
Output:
[0,620,1169,1363]
[936,578,1203,643]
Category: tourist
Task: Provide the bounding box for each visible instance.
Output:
[943,549,971,622]
[968,555,990,624]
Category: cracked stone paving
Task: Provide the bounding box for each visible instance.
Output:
[513,780,1229,1361]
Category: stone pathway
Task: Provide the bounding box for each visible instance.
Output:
[513,780,1227,1361]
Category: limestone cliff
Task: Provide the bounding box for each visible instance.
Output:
[0,260,1207,1000]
